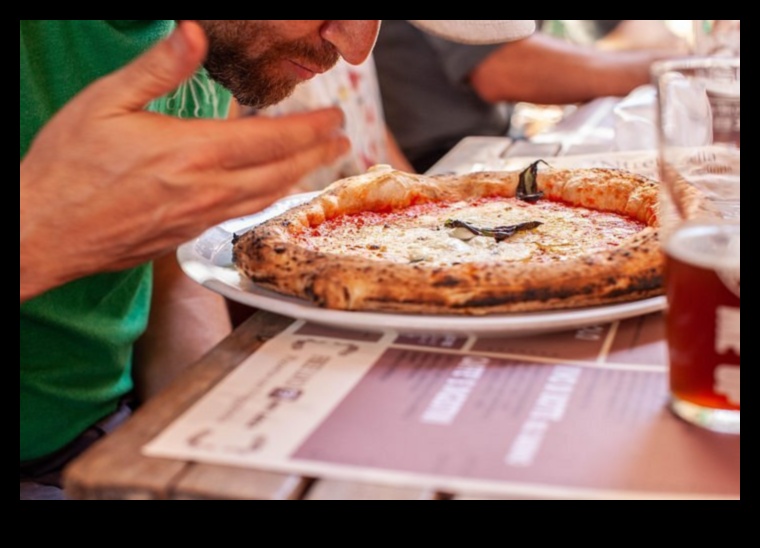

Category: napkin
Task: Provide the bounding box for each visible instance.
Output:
[613,85,658,152]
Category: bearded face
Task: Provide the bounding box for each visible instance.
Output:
[196,20,341,109]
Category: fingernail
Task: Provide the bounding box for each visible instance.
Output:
[168,22,188,55]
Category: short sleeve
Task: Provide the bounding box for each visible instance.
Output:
[423,36,503,87]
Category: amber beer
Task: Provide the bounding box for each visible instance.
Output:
[664,222,740,433]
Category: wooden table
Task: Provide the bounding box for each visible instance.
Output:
[63,311,449,500]
[62,101,740,500]
[62,308,740,500]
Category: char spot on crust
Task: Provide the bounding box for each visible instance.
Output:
[606,276,662,298]
[433,276,462,288]
[251,275,278,285]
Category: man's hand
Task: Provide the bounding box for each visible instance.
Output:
[20,21,349,302]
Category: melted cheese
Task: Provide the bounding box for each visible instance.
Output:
[297,198,645,266]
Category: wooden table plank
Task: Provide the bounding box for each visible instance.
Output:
[304,478,444,501]
[63,311,298,500]
[172,465,311,500]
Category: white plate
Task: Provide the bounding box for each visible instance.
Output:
[177,193,666,337]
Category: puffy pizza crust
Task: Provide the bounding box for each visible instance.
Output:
[233,165,663,315]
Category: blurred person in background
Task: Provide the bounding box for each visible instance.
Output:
[374,20,687,173]
[541,20,689,52]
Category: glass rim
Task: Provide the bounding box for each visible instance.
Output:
[651,55,740,79]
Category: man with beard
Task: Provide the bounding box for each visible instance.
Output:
[20,20,535,499]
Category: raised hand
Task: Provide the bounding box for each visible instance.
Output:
[20,21,349,302]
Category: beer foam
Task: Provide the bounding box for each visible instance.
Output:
[666,222,740,273]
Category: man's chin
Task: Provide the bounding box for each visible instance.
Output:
[231,78,301,110]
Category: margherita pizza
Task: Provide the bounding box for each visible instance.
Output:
[232,163,662,315]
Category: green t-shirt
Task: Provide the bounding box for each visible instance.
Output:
[20,20,231,461]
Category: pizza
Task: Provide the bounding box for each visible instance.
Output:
[232,163,663,315]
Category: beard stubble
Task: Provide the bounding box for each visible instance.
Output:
[200,21,341,109]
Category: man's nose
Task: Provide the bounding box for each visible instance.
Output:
[321,20,381,65]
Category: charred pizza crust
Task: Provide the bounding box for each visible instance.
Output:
[233,165,663,315]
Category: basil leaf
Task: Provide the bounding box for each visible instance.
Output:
[445,219,542,243]
[517,160,551,203]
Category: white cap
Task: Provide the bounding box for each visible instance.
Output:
[407,20,535,44]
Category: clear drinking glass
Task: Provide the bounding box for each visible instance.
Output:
[653,56,740,434]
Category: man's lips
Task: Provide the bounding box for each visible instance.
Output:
[288,60,328,80]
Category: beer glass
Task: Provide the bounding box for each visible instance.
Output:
[653,57,740,434]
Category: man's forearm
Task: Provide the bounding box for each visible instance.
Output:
[20,246,50,303]
[20,166,85,303]
[20,225,82,303]
[470,32,672,106]
[20,188,63,302]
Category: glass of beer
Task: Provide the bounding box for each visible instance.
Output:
[653,57,740,434]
